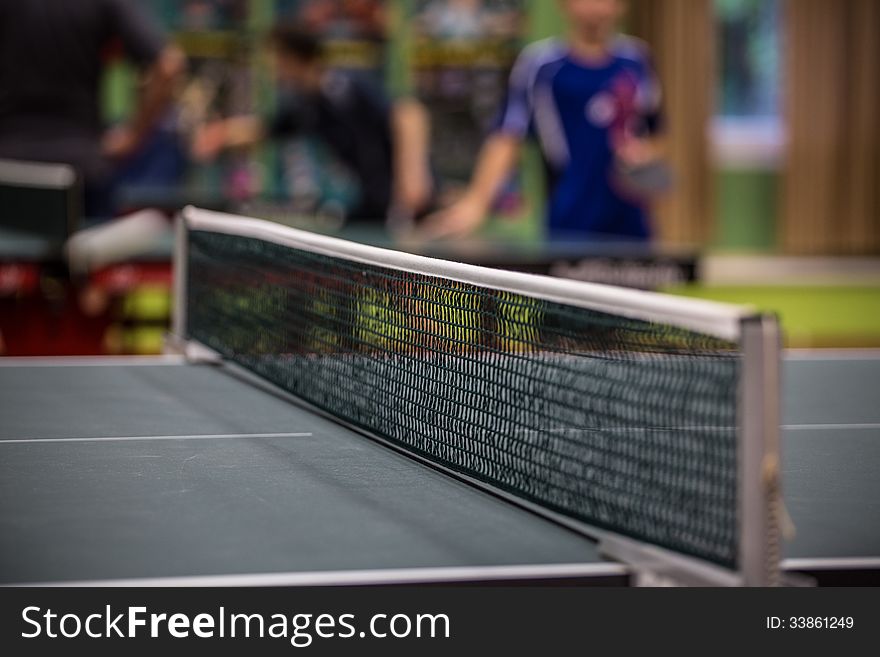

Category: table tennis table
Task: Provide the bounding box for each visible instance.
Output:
[1,351,877,586]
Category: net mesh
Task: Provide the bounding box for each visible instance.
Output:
[187,229,742,567]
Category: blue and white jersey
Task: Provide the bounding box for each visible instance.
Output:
[496,36,663,240]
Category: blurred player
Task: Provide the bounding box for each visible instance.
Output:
[193,23,433,229]
[420,0,668,241]
[0,0,185,220]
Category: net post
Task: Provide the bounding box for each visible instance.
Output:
[738,314,782,586]
[170,207,190,347]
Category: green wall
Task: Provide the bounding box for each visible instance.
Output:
[715,169,778,251]
[528,0,565,40]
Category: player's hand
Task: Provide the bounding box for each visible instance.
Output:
[190,121,227,163]
[417,194,488,240]
[614,136,657,169]
[102,125,142,161]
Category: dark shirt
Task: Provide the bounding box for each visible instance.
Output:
[0,0,166,184]
[269,71,394,223]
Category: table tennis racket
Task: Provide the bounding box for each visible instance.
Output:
[613,157,674,198]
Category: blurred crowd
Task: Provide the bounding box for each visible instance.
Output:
[0,0,670,255]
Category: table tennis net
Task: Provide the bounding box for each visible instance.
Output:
[183,215,756,570]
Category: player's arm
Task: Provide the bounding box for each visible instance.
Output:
[418,42,535,240]
[418,134,521,239]
[190,116,265,162]
[614,43,668,172]
[193,83,311,161]
[615,98,666,168]
[102,0,186,159]
[132,46,186,141]
[104,46,186,159]
[390,97,433,218]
